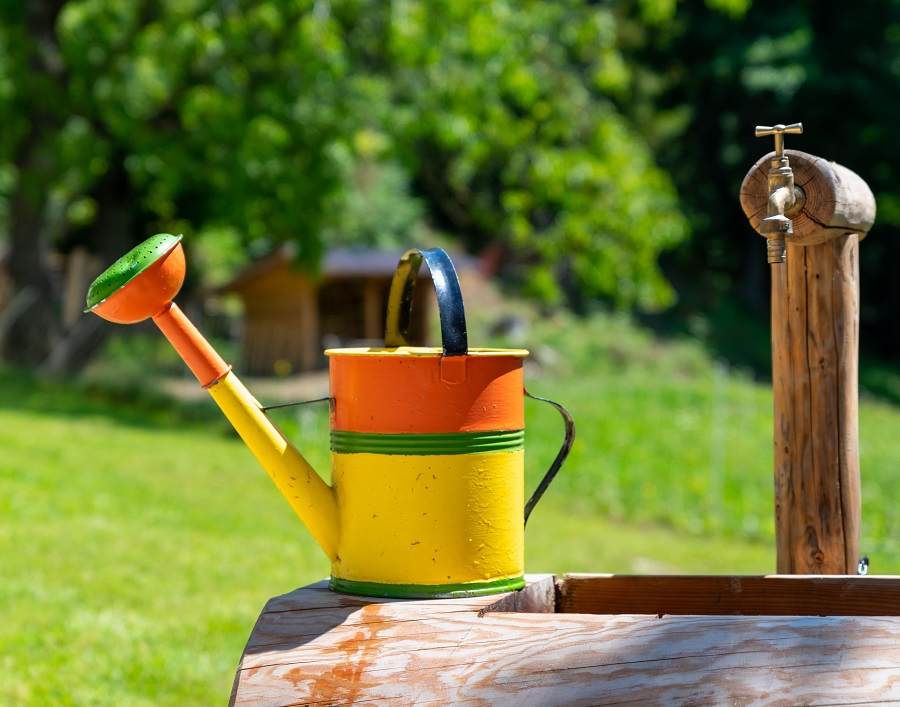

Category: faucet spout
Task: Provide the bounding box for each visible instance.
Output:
[755,123,804,264]
[768,183,795,217]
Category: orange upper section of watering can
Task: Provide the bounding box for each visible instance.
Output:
[85,234,185,324]
[326,347,528,434]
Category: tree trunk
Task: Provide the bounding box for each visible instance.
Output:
[1,0,68,367]
[39,159,135,377]
[2,0,137,375]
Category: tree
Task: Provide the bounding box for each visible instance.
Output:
[2,0,357,369]
[617,0,900,361]
[1,1,71,366]
[361,0,689,308]
[1,0,694,372]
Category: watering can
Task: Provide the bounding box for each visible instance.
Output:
[85,234,574,598]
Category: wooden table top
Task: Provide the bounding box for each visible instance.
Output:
[230,574,900,706]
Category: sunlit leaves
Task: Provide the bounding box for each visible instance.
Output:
[378,0,688,308]
[4,0,696,312]
[705,0,751,20]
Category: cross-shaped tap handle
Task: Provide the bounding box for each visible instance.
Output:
[755,123,803,158]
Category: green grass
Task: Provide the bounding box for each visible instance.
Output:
[517,312,900,569]
[1,395,331,705]
[4,309,900,704]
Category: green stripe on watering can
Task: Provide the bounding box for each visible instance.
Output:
[330,429,524,455]
[330,575,526,598]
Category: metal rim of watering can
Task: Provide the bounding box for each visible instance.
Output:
[384,247,468,357]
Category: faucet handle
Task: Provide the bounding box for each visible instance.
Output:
[755,123,803,158]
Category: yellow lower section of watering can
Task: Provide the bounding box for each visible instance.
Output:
[330,450,525,598]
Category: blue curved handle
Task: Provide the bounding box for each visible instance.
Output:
[384,248,468,356]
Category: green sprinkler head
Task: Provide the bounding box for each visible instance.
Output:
[84,233,185,324]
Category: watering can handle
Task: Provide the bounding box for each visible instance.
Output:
[385,247,574,524]
[384,248,467,356]
[524,391,576,527]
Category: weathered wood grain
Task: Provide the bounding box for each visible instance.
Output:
[770,236,861,574]
[740,149,876,245]
[833,235,862,572]
[231,576,900,706]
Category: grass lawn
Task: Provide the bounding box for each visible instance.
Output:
[0,399,329,705]
[3,309,900,704]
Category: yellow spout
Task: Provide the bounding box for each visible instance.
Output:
[207,372,340,561]
[84,234,340,562]
[149,302,339,560]
[148,300,340,562]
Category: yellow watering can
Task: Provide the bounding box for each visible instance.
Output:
[85,235,574,598]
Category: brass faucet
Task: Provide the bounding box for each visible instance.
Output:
[755,123,805,263]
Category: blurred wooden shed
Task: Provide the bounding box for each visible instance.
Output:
[219,245,482,376]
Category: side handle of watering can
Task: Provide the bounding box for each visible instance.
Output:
[523,391,575,526]
[383,247,575,526]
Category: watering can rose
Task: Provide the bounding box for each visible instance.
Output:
[84,233,185,323]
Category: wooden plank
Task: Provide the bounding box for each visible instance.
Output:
[557,574,900,616]
[237,615,900,705]
[804,241,846,573]
[297,279,319,372]
[231,578,900,706]
[362,279,383,342]
[231,578,547,706]
[478,574,556,615]
[771,257,794,572]
[241,576,556,657]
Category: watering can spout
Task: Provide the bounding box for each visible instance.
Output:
[83,234,341,562]
[205,373,341,561]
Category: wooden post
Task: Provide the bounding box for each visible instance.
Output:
[741,149,875,574]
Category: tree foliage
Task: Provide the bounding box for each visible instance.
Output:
[366,0,689,307]
[18,0,900,370]
[618,0,900,360]
[1,0,695,369]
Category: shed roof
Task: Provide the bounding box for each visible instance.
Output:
[220,244,477,293]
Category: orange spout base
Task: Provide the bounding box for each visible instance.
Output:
[152,302,231,388]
